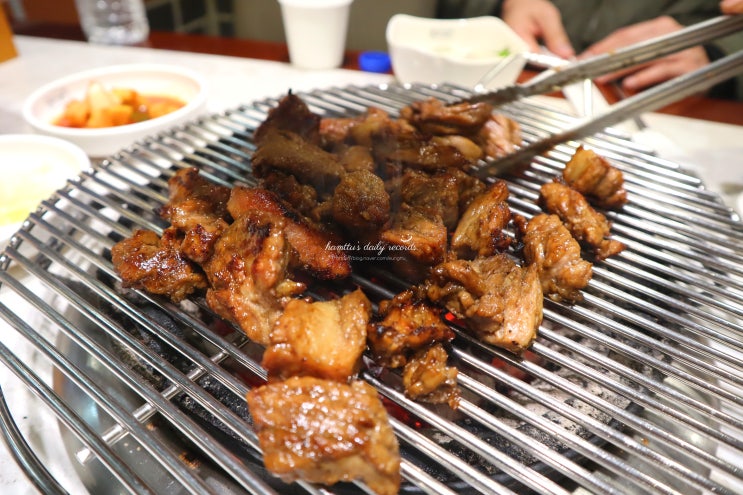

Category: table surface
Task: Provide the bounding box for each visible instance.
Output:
[1,26,743,495]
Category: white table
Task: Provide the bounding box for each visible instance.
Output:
[0,35,742,495]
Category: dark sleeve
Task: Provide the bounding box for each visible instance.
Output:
[493,0,504,16]
[435,0,503,18]
[664,1,743,100]
[703,43,738,100]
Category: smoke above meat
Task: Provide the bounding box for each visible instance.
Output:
[110,91,627,494]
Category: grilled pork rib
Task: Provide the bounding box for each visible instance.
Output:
[518,213,594,304]
[426,254,543,354]
[563,145,628,209]
[263,289,371,382]
[540,181,625,261]
[158,167,231,264]
[247,376,401,495]
[111,228,208,303]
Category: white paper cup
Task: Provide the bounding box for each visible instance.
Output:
[277,0,353,70]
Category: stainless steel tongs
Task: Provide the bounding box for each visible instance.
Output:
[467,14,743,178]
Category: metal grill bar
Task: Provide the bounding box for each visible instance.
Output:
[1,83,742,495]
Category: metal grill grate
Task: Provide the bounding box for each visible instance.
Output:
[1,82,743,495]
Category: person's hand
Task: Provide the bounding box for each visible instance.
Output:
[500,0,575,59]
[580,16,709,93]
[721,0,743,14]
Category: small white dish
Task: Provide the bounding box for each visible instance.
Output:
[22,64,208,157]
[386,14,530,89]
[0,134,90,246]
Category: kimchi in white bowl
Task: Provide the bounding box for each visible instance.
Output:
[22,64,208,157]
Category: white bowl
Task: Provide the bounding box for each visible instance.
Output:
[22,64,208,157]
[0,134,90,246]
[386,14,530,90]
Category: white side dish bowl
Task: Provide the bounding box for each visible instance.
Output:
[22,64,208,157]
[386,14,530,90]
[0,134,90,246]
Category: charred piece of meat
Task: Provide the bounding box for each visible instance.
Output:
[451,180,512,259]
[476,113,522,158]
[257,172,324,224]
[262,289,371,382]
[380,206,448,279]
[331,170,391,236]
[563,146,628,209]
[111,228,208,303]
[426,254,543,354]
[336,144,377,174]
[374,133,482,173]
[379,170,465,278]
[202,212,305,345]
[228,185,351,280]
[402,343,460,408]
[159,167,231,264]
[400,97,494,136]
[392,169,461,230]
[251,129,345,195]
[319,106,407,149]
[368,289,454,368]
[450,167,488,213]
[518,213,593,304]
[253,92,321,146]
[540,181,625,260]
[246,376,401,495]
[399,97,521,159]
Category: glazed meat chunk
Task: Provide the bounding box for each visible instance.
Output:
[262,289,371,382]
[246,376,401,495]
[402,343,460,408]
[390,169,461,230]
[380,206,448,280]
[160,167,230,227]
[202,212,305,345]
[251,129,345,195]
[374,133,480,172]
[563,146,628,209]
[111,228,207,303]
[451,168,488,213]
[398,97,521,158]
[319,106,402,148]
[331,170,391,235]
[519,213,593,303]
[540,181,625,260]
[451,180,512,259]
[379,171,459,278]
[368,289,455,368]
[397,169,462,229]
[476,113,522,159]
[426,254,543,354]
[336,144,377,174]
[258,172,322,222]
[253,92,321,145]
[159,167,231,263]
[430,135,484,163]
[400,97,494,136]
[228,186,351,280]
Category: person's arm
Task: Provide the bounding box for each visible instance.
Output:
[580,16,710,94]
[720,0,743,13]
[499,0,575,58]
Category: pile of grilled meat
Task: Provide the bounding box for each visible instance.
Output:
[110,92,626,495]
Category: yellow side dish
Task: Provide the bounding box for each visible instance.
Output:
[0,150,81,226]
[54,81,186,128]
